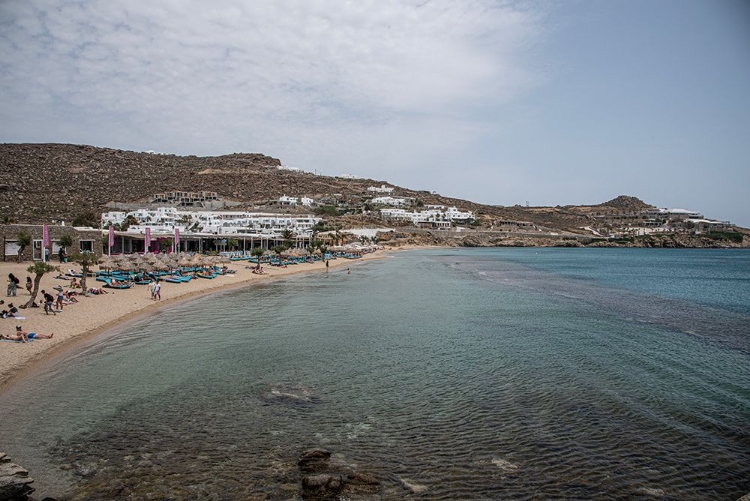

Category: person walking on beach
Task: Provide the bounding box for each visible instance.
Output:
[153,280,161,301]
[25,276,32,295]
[41,290,56,315]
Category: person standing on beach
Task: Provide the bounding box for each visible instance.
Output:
[7,273,18,296]
[55,288,65,311]
[325,259,329,271]
[153,280,161,301]
[25,276,32,295]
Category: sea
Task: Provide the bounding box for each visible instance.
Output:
[0,248,748,500]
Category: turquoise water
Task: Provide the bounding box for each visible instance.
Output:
[0,248,748,500]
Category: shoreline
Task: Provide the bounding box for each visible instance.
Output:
[0,250,387,393]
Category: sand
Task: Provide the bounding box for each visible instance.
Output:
[0,251,385,390]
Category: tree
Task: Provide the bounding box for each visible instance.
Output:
[25,261,59,308]
[68,251,99,293]
[251,247,265,263]
[272,245,287,258]
[120,215,139,232]
[72,212,100,228]
[16,232,31,263]
[282,229,295,249]
[158,237,173,253]
[227,238,239,251]
[59,234,73,253]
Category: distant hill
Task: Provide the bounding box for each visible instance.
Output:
[0,143,715,235]
[599,195,653,212]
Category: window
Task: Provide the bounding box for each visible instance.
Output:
[80,240,94,252]
[4,240,20,257]
[32,239,43,260]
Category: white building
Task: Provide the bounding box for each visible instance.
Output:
[279,195,298,206]
[102,207,322,238]
[368,184,395,194]
[371,196,408,207]
[379,206,474,227]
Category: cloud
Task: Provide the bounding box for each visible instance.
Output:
[0,0,542,180]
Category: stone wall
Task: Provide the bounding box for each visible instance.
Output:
[0,224,103,262]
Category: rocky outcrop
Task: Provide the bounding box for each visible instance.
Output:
[378,228,749,249]
[599,195,653,211]
[0,452,34,501]
[297,449,380,500]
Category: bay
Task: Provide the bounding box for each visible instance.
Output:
[0,248,748,500]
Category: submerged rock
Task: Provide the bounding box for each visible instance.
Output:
[297,448,381,500]
[0,452,35,501]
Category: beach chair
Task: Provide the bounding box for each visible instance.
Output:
[103,278,131,289]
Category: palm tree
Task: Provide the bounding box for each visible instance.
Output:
[282,229,295,249]
[16,232,31,263]
[25,261,59,308]
[68,251,99,293]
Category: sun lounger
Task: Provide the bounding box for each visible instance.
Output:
[103,278,131,289]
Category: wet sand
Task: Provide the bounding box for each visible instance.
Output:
[0,251,384,391]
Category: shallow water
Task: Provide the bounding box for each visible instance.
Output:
[0,248,748,500]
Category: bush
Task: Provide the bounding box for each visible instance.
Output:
[704,232,743,243]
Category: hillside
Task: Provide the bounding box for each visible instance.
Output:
[0,143,727,238]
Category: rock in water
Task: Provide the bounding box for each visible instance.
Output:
[297,449,381,500]
[0,452,35,500]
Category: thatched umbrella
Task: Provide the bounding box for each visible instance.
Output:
[97,255,116,276]
[190,253,206,269]
[178,253,193,268]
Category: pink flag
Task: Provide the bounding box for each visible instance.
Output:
[108,225,114,248]
[174,227,180,248]
[42,224,50,248]
[145,228,151,251]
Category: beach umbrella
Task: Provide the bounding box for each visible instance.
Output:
[151,260,169,272]
[97,256,116,274]
[117,260,135,273]
[178,254,193,267]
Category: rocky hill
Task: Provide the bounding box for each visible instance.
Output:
[0,143,730,238]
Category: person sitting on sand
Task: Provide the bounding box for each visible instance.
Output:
[70,277,80,288]
[0,325,54,342]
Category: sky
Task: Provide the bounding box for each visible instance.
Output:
[1,0,748,226]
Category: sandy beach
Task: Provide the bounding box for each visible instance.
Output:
[0,251,385,391]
